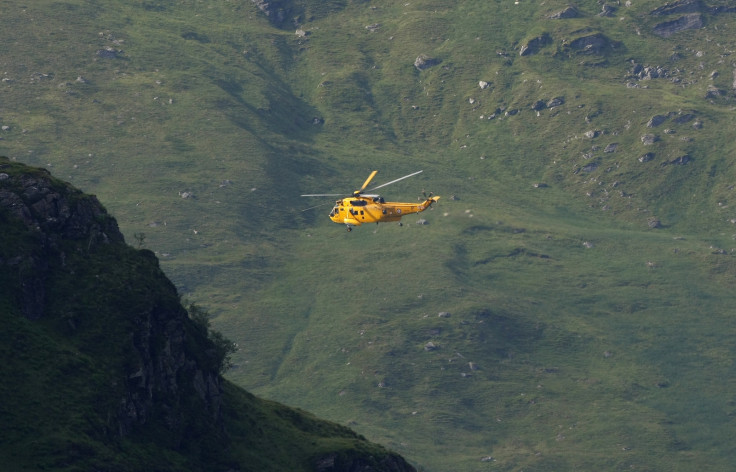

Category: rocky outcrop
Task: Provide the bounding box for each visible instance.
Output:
[0,157,222,441]
[414,54,441,70]
[0,161,123,320]
[1,157,417,471]
[315,452,416,472]
[566,33,616,55]
[650,0,703,16]
[0,167,122,246]
[252,0,292,26]
[548,6,579,19]
[520,33,552,56]
[652,13,703,37]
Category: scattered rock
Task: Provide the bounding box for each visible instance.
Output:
[424,342,438,351]
[251,0,291,27]
[647,115,668,127]
[649,0,701,16]
[547,97,565,108]
[604,143,618,153]
[96,47,122,59]
[705,85,725,99]
[438,312,451,318]
[638,152,655,163]
[630,62,670,80]
[519,33,552,56]
[478,80,489,89]
[414,54,441,70]
[582,162,599,173]
[599,4,617,17]
[652,13,703,37]
[548,6,579,19]
[667,154,692,165]
[672,113,696,124]
[648,217,662,229]
[641,134,659,145]
[567,33,614,55]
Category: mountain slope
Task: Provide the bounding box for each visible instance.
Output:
[3,0,736,470]
[0,157,415,471]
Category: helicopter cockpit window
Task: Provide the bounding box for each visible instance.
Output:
[350,200,367,206]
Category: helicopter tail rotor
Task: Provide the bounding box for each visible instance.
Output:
[422,192,440,209]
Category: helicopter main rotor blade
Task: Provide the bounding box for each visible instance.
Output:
[355,170,379,195]
[301,201,335,212]
[368,170,423,192]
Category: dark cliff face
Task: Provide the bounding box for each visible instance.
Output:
[1,157,416,472]
[0,164,123,320]
[1,157,224,465]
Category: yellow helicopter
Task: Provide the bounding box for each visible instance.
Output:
[302,170,439,231]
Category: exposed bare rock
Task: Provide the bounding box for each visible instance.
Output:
[647,115,668,127]
[314,452,416,472]
[519,33,552,56]
[548,6,579,19]
[672,113,696,124]
[599,4,617,17]
[650,0,703,16]
[652,13,703,37]
[664,154,693,166]
[648,217,662,229]
[639,152,655,163]
[547,97,565,108]
[641,134,659,145]
[705,85,725,99]
[414,54,441,70]
[251,0,290,26]
[566,33,616,55]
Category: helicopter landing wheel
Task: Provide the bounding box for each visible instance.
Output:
[346,226,352,232]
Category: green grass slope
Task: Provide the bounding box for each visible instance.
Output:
[3,0,736,470]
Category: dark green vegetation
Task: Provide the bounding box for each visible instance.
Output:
[0,157,414,471]
[3,0,736,469]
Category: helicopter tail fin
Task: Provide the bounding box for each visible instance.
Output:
[422,194,440,209]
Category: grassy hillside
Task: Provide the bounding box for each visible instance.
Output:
[0,157,414,471]
[3,0,736,470]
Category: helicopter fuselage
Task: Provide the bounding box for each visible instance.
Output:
[329,195,440,228]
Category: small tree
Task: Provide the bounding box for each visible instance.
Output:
[187,303,238,374]
[133,232,146,248]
